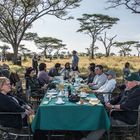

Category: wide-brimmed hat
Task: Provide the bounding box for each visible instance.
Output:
[125,73,140,81]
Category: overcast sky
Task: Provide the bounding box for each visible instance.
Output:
[2,0,140,55]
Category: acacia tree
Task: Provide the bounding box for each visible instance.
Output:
[115,41,138,56]
[35,37,65,58]
[98,32,117,57]
[134,43,140,57]
[77,14,119,59]
[54,44,67,58]
[106,0,140,14]
[0,0,81,64]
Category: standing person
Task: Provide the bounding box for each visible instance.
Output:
[32,53,38,75]
[71,50,79,71]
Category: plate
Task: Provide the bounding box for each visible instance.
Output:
[46,95,56,98]
[55,101,65,105]
[47,89,57,95]
[89,100,100,106]
[80,92,89,98]
[86,97,98,101]
[42,101,49,105]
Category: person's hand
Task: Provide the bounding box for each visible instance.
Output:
[105,102,112,110]
[88,83,94,86]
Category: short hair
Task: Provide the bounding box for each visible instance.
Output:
[39,63,46,71]
[89,63,95,71]
[0,77,9,91]
[95,65,103,71]
[55,63,61,68]
[125,62,130,68]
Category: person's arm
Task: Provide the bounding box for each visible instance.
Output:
[105,102,121,110]
[92,75,107,90]
[0,96,25,112]
[96,80,116,93]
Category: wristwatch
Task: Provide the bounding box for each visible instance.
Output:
[112,105,115,109]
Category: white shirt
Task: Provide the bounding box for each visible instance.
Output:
[92,73,107,90]
[96,79,116,93]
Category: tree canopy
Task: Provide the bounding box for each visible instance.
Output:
[106,0,140,14]
[35,37,66,58]
[77,13,119,58]
[0,0,81,64]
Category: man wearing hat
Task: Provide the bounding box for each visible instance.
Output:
[106,72,140,125]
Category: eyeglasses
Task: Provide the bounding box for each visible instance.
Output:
[3,83,11,86]
[95,68,100,71]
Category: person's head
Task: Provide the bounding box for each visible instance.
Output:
[55,63,61,70]
[25,67,36,78]
[65,62,70,69]
[105,70,116,80]
[125,73,140,90]
[0,77,11,94]
[125,62,130,68]
[88,63,95,73]
[72,50,77,55]
[95,65,103,75]
[2,64,10,70]
[39,63,46,71]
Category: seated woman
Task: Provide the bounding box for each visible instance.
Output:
[0,77,33,129]
[48,63,61,77]
[25,67,46,98]
[37,63,53,87]
[86,63,95,84]
[9,71,23,97]
[60,62,72,80]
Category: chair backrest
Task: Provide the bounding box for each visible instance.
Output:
[0,112,23,129]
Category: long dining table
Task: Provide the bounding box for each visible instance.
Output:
[31,92,110,133]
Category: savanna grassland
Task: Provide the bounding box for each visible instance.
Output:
[0,56,140,81]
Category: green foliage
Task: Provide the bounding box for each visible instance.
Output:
[77,13,119,59]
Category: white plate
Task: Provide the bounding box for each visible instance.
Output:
[47,90,57,95]
[86,97,98,101]
[80,94,87,98]
[55,101,65,104]
[42,101,49,104]
[46,95,56,98]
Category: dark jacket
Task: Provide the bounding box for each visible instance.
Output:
[48,67,60,77]
[25,76,44,97]
[111,85,140,124]
[0,93,26,128]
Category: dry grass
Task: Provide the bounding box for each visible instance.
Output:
[0,56,140,80]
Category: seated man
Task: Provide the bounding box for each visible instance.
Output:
[106,72,140,125]
[37,63,53,87]
[88,65,107,90]
[48,63,61,77]
[93,70,117,103]
[0,77,33,128]
[81,73,140,140]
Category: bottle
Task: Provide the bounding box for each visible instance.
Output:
[67,85,71,97]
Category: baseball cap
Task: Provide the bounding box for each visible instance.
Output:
[125,73,140,81]
[106,70,116,78]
